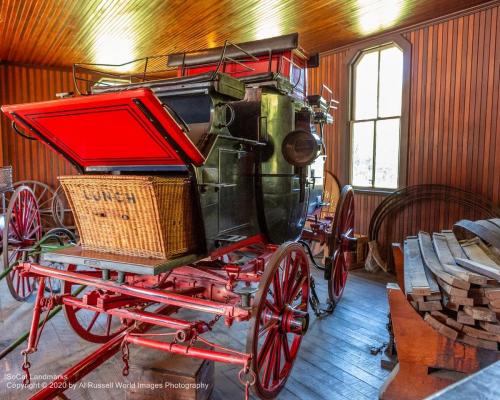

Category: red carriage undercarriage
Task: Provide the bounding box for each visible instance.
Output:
[19,199,355,400]
[1,33,356,399]
[21,238,310,399]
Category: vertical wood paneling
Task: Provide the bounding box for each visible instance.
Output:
[308,4,500,255]
[0,63,77,187]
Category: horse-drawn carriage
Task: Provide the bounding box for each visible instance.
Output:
[1,33,355,399]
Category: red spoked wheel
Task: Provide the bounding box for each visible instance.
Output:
[246,242,309,399]
[327,185,355,306]
[63,264,127,343]
[14,180,59,230]
[2,186,41,301]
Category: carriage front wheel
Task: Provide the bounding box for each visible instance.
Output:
[246,242,310,399]
[327,185,355,306]
[2,186,42,301]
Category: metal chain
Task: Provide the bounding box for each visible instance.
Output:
[205,313,223,330]
[308,275,334,317]
[204,296,230,330]
[120,341,130,376]
[238,367,256,400]
[298,240,337,318]
[22,353,31,385]
[35,295,55,349]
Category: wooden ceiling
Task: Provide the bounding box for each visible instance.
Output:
[0,0,491,68]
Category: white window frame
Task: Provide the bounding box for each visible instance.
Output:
[343,36,410,193]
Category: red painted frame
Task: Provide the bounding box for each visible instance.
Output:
[17,237,283,399]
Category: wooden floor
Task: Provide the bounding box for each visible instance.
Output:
[0,268,392,400]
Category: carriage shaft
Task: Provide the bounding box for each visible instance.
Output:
[124,335,251,366]
[21,262,251,320]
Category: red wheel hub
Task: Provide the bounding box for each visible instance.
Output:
[280,305,309,336]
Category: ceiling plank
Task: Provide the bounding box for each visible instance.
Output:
[0,0,493,68]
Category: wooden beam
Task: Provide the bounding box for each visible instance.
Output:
[404,238,432,296]
[461,239,500,268]
[419,232,470,290]
[424,313,458,341]
[433,233,488,285]
[479,322,500,335]
[463,306,498,323]
[441,231,467,259]
[456,258,500,282]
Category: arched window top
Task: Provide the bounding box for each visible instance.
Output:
[353,45,403,121]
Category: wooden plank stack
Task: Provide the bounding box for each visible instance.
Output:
[403,228,500,351]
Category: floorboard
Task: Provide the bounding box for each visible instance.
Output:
[0,267,392,399]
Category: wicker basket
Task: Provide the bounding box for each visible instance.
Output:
[59,175,197,259]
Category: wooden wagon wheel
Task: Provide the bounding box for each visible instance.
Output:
[320,171,341,220]
[453,219,500,249]
[63,264,126,343]
[326,185,355,306]
[51,185,75,230]
[246,242,309,399]
[36,227,77,293]
[14,180,59,230]
[305,171,341,260]
[2,186,41,301]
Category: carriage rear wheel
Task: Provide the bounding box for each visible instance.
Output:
[13,180,61,231]
[51,185,74,229]
[63,264,127,343]
[327,185,355,306]
[37,228,77,293]
[246,242,309,399]
[2,186,41,301]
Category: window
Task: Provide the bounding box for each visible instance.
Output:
[350,44,404,190]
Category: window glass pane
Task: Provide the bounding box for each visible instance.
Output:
[351,121,374,187]
[354,51,378,120]
[374,118,400,189]
[379,46,403,117]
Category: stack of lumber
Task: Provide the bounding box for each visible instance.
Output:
[403,228,500,351]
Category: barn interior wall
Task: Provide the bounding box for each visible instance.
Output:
[308,3,499,258]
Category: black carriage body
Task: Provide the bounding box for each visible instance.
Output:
[141,73,320,252]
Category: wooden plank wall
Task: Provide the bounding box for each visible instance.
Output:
[309,4,500,257]
[0,63,78,187]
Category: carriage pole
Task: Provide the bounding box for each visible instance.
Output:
[0,285,86,360]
